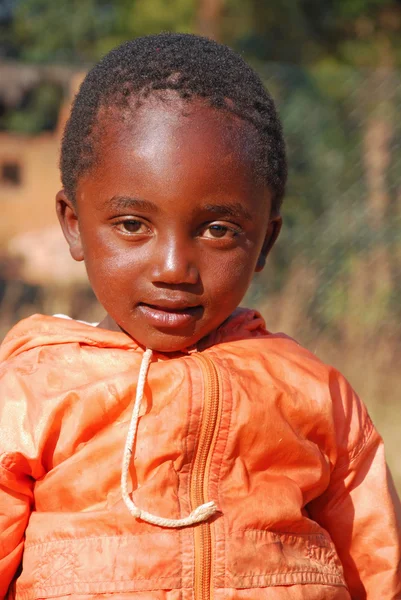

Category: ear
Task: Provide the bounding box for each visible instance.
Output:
[255,214,282,272]
[56,190,84,262]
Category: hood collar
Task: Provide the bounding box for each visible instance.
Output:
[0,308,268,362]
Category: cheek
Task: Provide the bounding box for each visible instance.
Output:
[201,248,257,304]
[82,244,138,301]
[81,228,145,280]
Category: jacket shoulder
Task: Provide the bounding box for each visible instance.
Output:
[214,333,374,466]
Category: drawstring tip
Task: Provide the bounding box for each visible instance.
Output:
[190,501,218,522]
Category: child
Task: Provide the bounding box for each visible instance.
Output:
[0,33,399,600]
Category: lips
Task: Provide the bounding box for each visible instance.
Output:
[137,302,203,328]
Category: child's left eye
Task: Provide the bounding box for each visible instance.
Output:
[203,224,239,239]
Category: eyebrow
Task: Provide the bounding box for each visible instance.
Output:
[203,202,253,221]
[100,195,160,213]
[100,196,253,221]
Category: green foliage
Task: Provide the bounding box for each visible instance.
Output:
[335,0,386,19]
[10,0,195,63]
[0,82,63,133]
[4,0,401,69]
[118,0,194,38]
[13,0,117,62]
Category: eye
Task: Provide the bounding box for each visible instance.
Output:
[202,223,240,239]
[114,219,150,235]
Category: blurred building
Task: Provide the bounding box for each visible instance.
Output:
[0,129,61,241]
[0,64,86,284]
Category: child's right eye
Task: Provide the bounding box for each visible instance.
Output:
[115,220,150,235]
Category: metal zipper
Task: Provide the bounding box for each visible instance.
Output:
[190,353,221,600]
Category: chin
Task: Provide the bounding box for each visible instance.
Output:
[143,335,197,354]
[128,327,203,354]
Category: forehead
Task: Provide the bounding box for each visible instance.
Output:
[78,96,270,215]
[98,96,259,163]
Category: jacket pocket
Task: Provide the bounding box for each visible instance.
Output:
[16,534,183,600]
[224,530,347,589]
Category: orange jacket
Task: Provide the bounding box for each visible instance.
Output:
[0,310,400,600]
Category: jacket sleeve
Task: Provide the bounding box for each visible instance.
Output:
[308,374,401,599]
[0,453,34,598]
[0,359,36,598]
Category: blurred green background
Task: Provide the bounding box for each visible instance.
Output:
[0,0,400,491]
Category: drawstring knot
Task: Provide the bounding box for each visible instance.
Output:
[121,348,218,528]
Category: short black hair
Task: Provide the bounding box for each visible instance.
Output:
[60,33,287,212]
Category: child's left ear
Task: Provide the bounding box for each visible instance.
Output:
[255,214,282,272]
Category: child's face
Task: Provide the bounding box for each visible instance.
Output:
[57,97,281,352]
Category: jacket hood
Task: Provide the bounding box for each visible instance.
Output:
[0,308,268,362]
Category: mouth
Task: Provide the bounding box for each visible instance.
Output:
[137,302,203,328]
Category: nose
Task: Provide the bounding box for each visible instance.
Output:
[150,237,200,286]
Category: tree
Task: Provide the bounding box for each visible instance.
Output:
[196,0,225,40]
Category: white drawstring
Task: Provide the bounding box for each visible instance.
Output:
[121,348,218,528]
